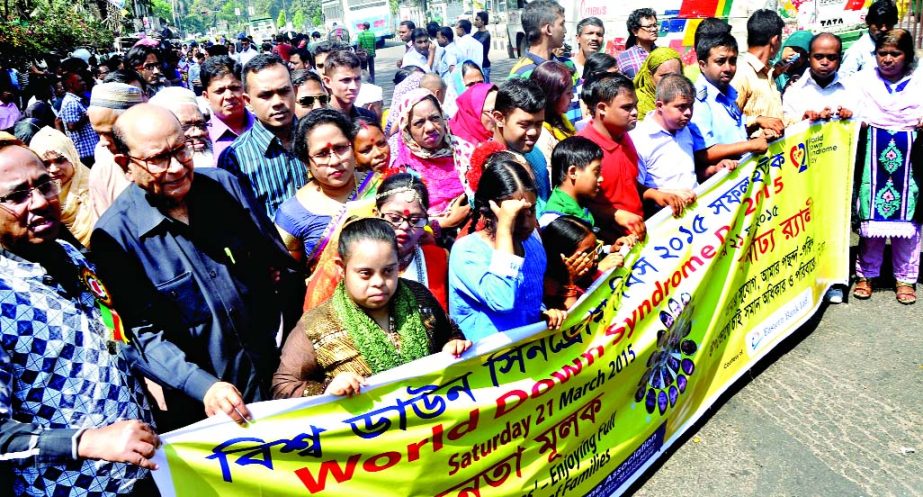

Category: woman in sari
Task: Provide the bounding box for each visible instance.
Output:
[448,82,498,194]
[271,218,470,398]
[303,173,451,310]
[530,61,577,168]
[28,126,96,246]
[850,29,923,304]
[389,88,470,230]
[442,61,486,118]
[274,109,378,273]
[634,47,683,121]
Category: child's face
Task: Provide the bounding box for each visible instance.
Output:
[656,95,694,132]
[599,88,638,135]
[339,239,399,311]
[494,107,545,153]
[571,159,603,199]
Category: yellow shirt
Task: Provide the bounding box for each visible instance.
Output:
[730,52,786,127]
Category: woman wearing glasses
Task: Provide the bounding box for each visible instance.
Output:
[301,173,450,311]
[28,127,96,246]
[389,88,470,231]
[292,70,330,120]
[274,109,378,277]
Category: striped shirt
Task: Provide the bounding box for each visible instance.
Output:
[217,119,308,218]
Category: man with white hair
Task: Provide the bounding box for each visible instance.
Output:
[87,82,144,217]
[150,87,215,168]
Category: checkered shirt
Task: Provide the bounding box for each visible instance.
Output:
[59,93,99,160]
[0,240,152,497]
[615,45,650,79]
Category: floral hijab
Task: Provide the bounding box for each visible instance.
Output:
[385,71,426,136]
[394,88,455,162]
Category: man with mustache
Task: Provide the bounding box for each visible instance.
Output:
[573,17,604,79]
[0,133,160,496]
[90,105,304,431]
[150,87,215,168]
[689,32,768,181]
[218,54,307,218]
[201,56,253,166]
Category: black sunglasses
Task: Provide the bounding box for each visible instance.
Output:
[298,95,329,107]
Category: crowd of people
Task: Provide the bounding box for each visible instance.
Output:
[1,0,922,495]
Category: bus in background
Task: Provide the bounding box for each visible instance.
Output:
[322,0,395,47]
[504,0,874,62]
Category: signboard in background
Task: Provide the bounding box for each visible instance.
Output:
[151,120,858,497]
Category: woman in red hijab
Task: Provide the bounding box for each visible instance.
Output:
[448,83,498,195]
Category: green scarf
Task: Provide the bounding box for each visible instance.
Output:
[331,281,430,374]
[634,47,682,121]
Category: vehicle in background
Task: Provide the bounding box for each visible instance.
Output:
[322,0,395,47]
[249,17,277,44]
[504,0,873,61]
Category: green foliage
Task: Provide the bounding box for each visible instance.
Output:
[276,9,286,28]
[292,10,305,30]
[151,0,173,22]
[0,0,113,67]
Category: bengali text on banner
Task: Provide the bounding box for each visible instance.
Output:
[150,119,858,497]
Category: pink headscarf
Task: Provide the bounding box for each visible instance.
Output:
[448,83,497,144]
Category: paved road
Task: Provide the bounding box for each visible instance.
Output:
[629,240,923,496]
[367,44,923,497]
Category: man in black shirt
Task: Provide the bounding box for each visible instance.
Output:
[473,11,492,82]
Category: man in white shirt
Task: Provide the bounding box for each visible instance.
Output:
[454,19,485,68]
[629,74,700,218]
[783,32,854,123]
[237,37,259,67]
[401,28,434,72]
[435,27,459,78]
[840,0,897,78]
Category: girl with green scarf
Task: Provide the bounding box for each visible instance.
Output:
[634,48,683,121]
[272,218,470,398]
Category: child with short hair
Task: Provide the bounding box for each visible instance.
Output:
[540,136,603,228]
[577,72,646,243]
[629,73,700,217]
[482,79,552,204]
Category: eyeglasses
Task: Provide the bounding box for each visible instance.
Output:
[811,53,840,61]
[0,177,60,209]
[309,143,352,164]
[638,23,659,31]
[127,142,193,174]
[298,95,330,107]
[380,211,428,228]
